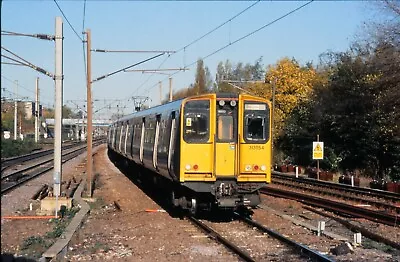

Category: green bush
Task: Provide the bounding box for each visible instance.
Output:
[1,139,40,158]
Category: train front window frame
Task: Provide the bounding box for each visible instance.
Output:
[183,100,210,143]
[243,102,269,143]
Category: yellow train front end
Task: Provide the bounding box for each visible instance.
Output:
[178,93,271,211]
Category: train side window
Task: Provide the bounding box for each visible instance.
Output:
[244,102,269,143]
[245,116,265,140]
[183,100,210,143]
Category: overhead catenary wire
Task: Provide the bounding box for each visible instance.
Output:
[1,75,57,103]
[2,75,35,95]
[1,62,26,66]
[92,49,175,53]
[2,54,29,67]
[87,2,260,113]
[1,30,54,41]
[122,1,260,104]
[138,0,314,97]
[176,0,260,53]
[53,0,83,42]
[125,54,171,99]
[189,0,315,67]
[91,52,166,83]
[1,47,54,78]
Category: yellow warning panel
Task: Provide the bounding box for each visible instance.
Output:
[313,142,324,160]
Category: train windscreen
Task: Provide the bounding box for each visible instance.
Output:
[183,100,210,143]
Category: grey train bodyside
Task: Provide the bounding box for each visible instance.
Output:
[107,100,183,182]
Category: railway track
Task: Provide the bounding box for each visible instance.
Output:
[271,173,400,213]
[261,187,399,227]
[272,172,400,202]
[187,214,334,261]
[1,139,104,195]
[1,141,83,174]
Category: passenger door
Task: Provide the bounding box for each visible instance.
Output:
[214,100,237,178]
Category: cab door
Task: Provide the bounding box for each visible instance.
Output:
[214,100,238,177]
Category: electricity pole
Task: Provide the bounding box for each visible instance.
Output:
[86,29,93,197]
[159,81,162,105]
[14,80,18,140]
[53,17,63,218]
[35,77,40,142]
[271,79,276,167]
[169,77,173,102]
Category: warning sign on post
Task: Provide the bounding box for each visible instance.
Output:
[313,142,324,160]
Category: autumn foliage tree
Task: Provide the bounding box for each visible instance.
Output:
[167,59,213,102]
[254,58,317,148]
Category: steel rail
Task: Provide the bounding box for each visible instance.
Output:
[261,187,399,227]
[1,142,80,173]
[1,145,87,181]
[272,172,400,202]
[187,216,255,262]
[234,212,335,262]
[271,177,400,213]
[1,148,85,195]
[1,140,104,195]
[303,206,400,250]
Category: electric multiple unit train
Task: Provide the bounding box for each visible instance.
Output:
[107,93,272,213]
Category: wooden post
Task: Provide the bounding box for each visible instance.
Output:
[317,134,320,180]
[86,29,93,197]
[169,77,172,102]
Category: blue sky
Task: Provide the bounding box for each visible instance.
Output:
[1,1,383,119]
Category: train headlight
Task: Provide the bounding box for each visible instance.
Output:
[219,100,225,107]
[245,165,252,171]
[185,164,191,171]
[230,100,236,107]
[260,165,266,171]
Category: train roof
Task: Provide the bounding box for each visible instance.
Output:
[112,92,267,124]
[115,98,184,123]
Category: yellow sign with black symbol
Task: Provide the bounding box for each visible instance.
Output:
[312,142,324,160]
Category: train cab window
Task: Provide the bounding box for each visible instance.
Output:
[183,100,210,143]
[244,103,269,143]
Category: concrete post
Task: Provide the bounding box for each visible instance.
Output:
[53,17,64,218]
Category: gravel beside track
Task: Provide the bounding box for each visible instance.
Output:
[2,146,399,261]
